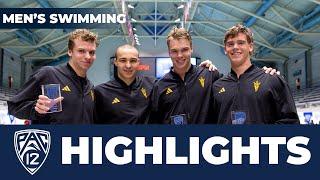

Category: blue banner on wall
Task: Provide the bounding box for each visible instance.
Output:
[0,125,319,180]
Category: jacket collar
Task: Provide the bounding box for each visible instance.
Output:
[169,64,196,80]
[230,64,256,79]
[57,63,92,93]
[61,62,89,82]
[114,73,140,89]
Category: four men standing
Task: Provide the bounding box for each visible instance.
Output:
[7,25,299,124]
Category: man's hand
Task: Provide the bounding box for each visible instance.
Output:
[262,66,280,75]
[35,95,64,114]
[199,60,218,71]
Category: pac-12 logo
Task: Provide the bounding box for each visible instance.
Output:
[14,129,51,175]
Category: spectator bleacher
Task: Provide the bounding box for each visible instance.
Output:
[292,80,320,108]
[0,86,16,101]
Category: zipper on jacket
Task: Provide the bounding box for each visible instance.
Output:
[184,81,191,122]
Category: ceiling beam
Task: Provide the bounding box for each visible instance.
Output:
[1,33,69,48]
[244,0,276,27]
[306,0,320,5]
[200,3,241,21]
[251,27,273,47]
[133,20,240,24]
[258,5,320,56]
[199,3,279,35]
[252,25,276,36]
[0,38,18,45]
[24,30,118,62]
[299,32,320,36]
[93,0,261,2]
[218,1,300,34]
[270,7,297,31]
[197,14,293,58]
[137,3,156,20]
[273,4,302,17]
[193,31,224,47]
[155,0,158,46]
[14,29,54,56]
[38,30,56,44]
[291,40,312,49]
[70,0,91,8]
[196,13,291,58]
[21,2,38,8]
[0,29,17,33]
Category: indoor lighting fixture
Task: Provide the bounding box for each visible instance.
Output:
[128,4,134,9]
[177,5,184,9]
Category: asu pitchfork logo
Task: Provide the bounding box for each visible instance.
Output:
[14,129,51,175]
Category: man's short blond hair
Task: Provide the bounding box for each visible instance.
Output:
[166,26,192,48]
[68,29,99,50]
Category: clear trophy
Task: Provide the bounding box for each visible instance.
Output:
[41,84,62,113]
